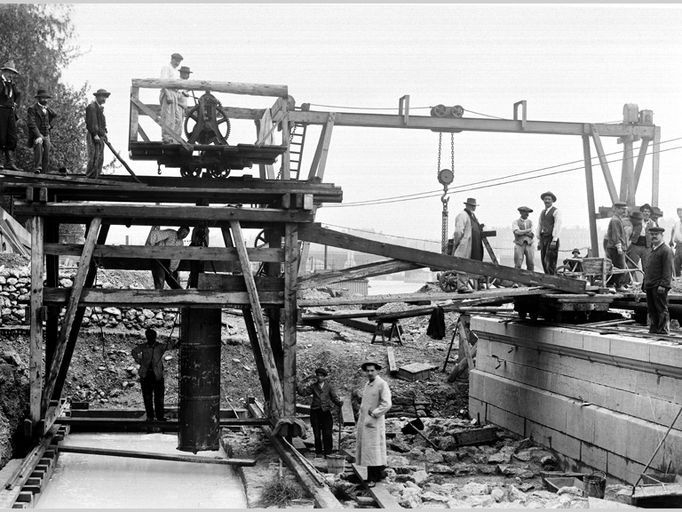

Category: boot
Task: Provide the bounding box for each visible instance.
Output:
[4,151,20,171]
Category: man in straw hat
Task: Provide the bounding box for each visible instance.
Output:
[355,360,392,486]
[0,60,22,170]
[85,88,110,178]
[297,366,344,457]
[178,65,193,113]
[669,207,682,277]
[450,198,484,293]
[160,52,184,143]
[605,201,629,291]
[27,89,57,174]
[536,191,562,275]
[644,226,673,334]
[512,206,535,271]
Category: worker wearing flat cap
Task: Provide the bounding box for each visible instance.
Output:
[355,361,392,486]
[450,198,485,293]
[159,52,184,143]
[536,191,562,275]
[669,207,682,277]
[604,201,629,291]
[85,88,110,178]
[27,89,57,174]
[512,206,535,271]
[297,367,344,456]
[0,60,22,170]
[644,226,673,334]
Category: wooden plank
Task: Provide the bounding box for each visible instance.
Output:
[298,224,586,293]
[307,113,335,181]
[129,85,140,143]
[29,216,44,424]
[620,136,634,202]
[56,417,267,430]
[341,398,355,426]
[652,126,661,206]
[591,129,620,204]
[14,202,315,225]
[131,78,288,98]
[452,425,498,446]
[231,221,285,419]
[130,97,192,150]
[633,138,650,193]
[42,288,284,307]
[58,445,255,466]
[280,109,291,180]
[386,347,398,376]
[582,135,600,257]
[350,463,403,508]
[140,103,265,121]
[0,168,134,187]
[0,207,31,250]
[298,259,420,289]
[283,224,298,417]
[42,218,102,412]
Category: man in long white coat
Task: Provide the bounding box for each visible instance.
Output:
[160,52,183,143]
[450,197,484,293]
[355,361,392,486]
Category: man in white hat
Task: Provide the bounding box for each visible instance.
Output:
[0,60,22,170]
[536,191,562,275]
[27,89,57,173]
[512,206,535,271]
[160,52,184,143]
[355,361,392,487]
[450,198,484,293]
[85,88,110,178]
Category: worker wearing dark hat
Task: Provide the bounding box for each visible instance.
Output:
[160,53,184,143]
[178,65,193,112]
[605,201,629,291]
[512,206,535,271]
[297,367,344,456]
[626,210,649,283]
[643,226,673,334]
[536,191,562,275]
[669,207,682,277]
[356,361,392,486]
[85,88,110,177]
[0,60,22,170]
[450,198,484,293]
[26,89,57,174]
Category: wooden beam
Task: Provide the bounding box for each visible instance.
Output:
[307,113,335,181]
[283,224,298,417]
[386,346,398,376]
[633,138,650,193]
[14,202,315,226]
[350,464,404,508]
[298,258,420,289]
[582,135,600,257]
[131,78,288,98]
[298,224,586,293]
[130,97,192,150]
[621,136,635,203]
[29,216,44,425]
[43,218,102,411]
[243,307,270,402]
[230,221,285,419]
[138,103,265,121]
[652,126,661,206]
[58,445,256,466]
[591,129,620,204]
[43,288,284,307]
[44,244,284,262]
[280,108,291,180]
[44,221,59,376]
[129,85,140,143]
[341,397,355,426]
[289,110,657,138]
[264,229,284,381]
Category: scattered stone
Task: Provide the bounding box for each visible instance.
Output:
[491,487,505,502]
[103,307,121,316]
[427,464,456,474]
[97,366,106,371]
[421,491,450,503]
[387,455,409,467]
[411,469,428,484]
[488,445,515,464]
[423,447,444,464]
[557,485,583,497]
[393,465,422,475]
[462,482,490,495]
[389,439,412,453]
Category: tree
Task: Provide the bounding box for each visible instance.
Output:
[0,4,87,173]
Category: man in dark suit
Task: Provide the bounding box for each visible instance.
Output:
[85,88,110,177]
[27,89,57,174]
[0,60,22,170]
[643,226,674,334]
[297,367,344,456]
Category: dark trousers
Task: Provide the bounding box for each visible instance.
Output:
[86,134,104,177]
[539,235,559,275]
[310,408,334,455]
[646,286,670,334]
[606,247,626,287]
[367,465,387,482]
[151,260,180,290]
[0,108,17,151]
[32,136,50,172]
[626,244,649,283]
[141,374,165,420]
[674,244,682,277]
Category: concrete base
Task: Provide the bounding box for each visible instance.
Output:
[469,317,682,484]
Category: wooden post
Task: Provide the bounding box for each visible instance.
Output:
[280,107,291,180]
[265,229,284,380]
[282,223,299,417]
[582,136,600,257]
[44,220,59,372]
[591,129,619,204]
[243,307,271,401]
[620,135,634,204]
[129,85,140,144]
[652,126,661,207]
[230,221,284,419]
[307,113,335,181]
[632,138,650,194]
[29,216,44,425]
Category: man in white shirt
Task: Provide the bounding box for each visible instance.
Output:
[160,52,183,143]
[512,206,534,271]
[146,225,189,289]
[669,207,682,277]
[536,191,562,275]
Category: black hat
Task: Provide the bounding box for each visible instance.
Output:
[640,203,652,212]
[540,191,557,202]
[517,206,533,213]
[613,201,627,208]
[93,88,111,97]
[179,66,192,75]
[314,367,328,376]
[361,361,382,371]
[571,248,581,255]
[171,52,183,61]
[463,198,478,206]
[649,226,665,233]
[35,89,52,99]
[630,211,643,220]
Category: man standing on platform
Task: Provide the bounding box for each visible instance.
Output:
[512,206,534,271]
[27,89,57,174]
[626,210,649,283]
[450,198,484,293]
[536,191,561,275]
[644,227,674,334]
[355,361,392,487]
[160,52,183,143]
[605,201,628,291]
[145,225,189,289]
[297,367,344,457]
[132,328,179,421]
[0,61,22,170]
[85,88,110,177]
[669,208,682,277]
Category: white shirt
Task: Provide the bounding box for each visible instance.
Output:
[671,221,682,244]
[160,63,179,80]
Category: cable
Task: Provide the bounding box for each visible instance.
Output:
[462,108,507,120]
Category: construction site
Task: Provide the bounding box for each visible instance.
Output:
[0,3,680,510]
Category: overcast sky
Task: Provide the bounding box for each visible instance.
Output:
[61,3,682,246]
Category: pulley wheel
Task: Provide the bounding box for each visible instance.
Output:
[253,230,267,248]
[438,168,454,186]
[431,104,448,118]
[207,167,231,179]
[184,105,232,145]
[180,165,203,178]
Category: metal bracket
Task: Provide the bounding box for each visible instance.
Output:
[513,100,527,130]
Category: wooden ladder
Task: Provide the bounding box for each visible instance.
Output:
[287,104,310,180]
